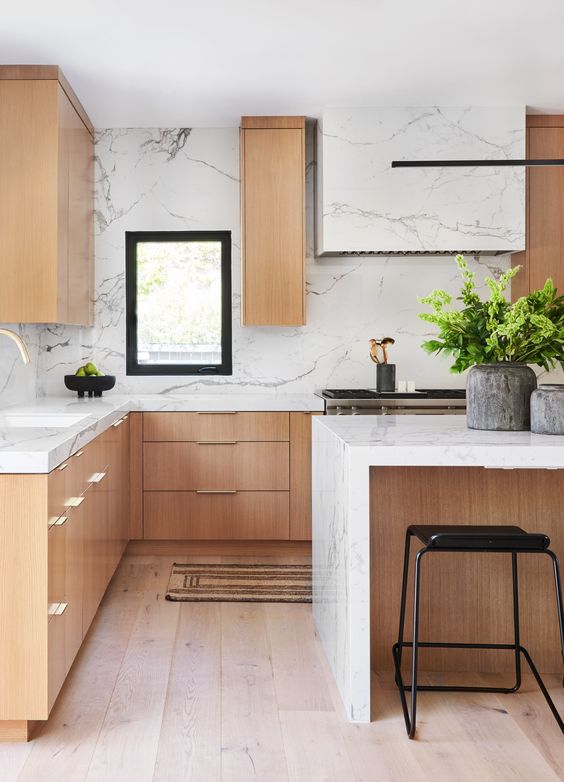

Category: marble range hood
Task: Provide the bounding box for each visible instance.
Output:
[315,107,526,256]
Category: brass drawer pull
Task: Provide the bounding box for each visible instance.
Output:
[196,440,238,445]
[48,602,68,616]
[196,411,237,415]
[196,490,238,495]
[65,496,85,507]
[48,515,68,528]
[89,472,107,483]
[57,462,68,471]
[74,450,84,458]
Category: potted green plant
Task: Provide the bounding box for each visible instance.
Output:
[419,255,564,431]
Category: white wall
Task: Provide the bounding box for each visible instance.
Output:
[0,124,560,406]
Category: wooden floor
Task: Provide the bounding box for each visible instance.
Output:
[1,552,562,782]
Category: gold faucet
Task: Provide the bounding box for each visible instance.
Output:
[0,329,30,365]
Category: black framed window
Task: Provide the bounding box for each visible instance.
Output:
[126,231,232,375]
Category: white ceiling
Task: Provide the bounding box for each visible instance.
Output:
[3,0,564,127]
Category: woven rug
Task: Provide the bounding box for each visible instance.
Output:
[165,562,312,603]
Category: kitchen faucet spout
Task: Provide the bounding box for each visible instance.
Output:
[0,329,30,365]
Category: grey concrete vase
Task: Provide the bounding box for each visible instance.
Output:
[530,384,564,435]
[466,363,537,431]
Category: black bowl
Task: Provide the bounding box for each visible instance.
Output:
[64,375,116,398]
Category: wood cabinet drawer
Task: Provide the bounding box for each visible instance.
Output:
[143,411,289,442]
[48,523,66,606]
[48,447,90,523]
[144,442,289,491]
[144,491,289,540]
[48,612,67,711]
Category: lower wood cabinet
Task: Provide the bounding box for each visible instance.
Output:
[144,441,289,491]
[0,414,130,735]
[140,410,318,541]
[144,491,289,539]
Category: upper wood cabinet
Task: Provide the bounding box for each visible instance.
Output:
[0,66,94,325]
[240,116,306,326]
[512,115,564,300]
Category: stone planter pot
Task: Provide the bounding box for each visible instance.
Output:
[530,384,564,435]
[466,363,537,431]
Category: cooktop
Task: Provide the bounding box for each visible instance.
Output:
[321,389,466,400]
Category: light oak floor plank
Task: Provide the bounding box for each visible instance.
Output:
[265,603,334,712]
[279,710,357,782]
[83,559,179,782]
[220,602,289,781]
[152,603,222,782]
[0,555,560,782]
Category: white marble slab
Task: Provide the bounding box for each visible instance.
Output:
[317,107,525,254]
[0,393,324,472]
[6,122,559,414]
[312,415,564,723]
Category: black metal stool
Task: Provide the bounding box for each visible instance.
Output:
[392,525,564,738]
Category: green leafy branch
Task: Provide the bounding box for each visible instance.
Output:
[419,255,564,374]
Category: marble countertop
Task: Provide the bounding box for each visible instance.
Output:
[0,393,325,473]
[315,415,564,469]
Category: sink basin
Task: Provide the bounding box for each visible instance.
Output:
[0,413,90,429]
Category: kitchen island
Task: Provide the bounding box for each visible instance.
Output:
[312,415,564,722]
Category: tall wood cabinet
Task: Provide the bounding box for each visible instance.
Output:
[0,66,94,325]
[240,116,306,325]
[512,115,564,300]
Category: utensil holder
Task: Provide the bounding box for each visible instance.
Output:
[376,364,396,392]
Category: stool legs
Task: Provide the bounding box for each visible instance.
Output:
[511,553,522,692]
[392,543,564,738]
[545,551,564,676]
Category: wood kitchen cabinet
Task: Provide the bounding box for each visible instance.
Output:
[240,116,306,325]
[512,115,564,300]
[0,66,94,324]
[0,414,129,741]
[289,412,322,540]
[140,411,317,541]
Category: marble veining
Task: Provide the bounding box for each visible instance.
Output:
[317,107,525,254]
[312,415,564,723]
[0,121,560,410]
[0,393,324,472]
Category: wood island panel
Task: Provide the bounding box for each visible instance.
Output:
[370,466,564,675]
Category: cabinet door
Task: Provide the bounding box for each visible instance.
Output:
[143,411,289,442]
[144,491,289,540]
[82,433,109,633]
[144,441,289,491]
[241,118,305,325]
[66,96,93,326]
[289,412,321,540]
[48,522,67,710]
[0,80,60,322]
[64,498,85,667]
[106,416,129,579]
[528,126,564,294]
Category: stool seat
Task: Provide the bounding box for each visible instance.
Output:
[408,524,550,552]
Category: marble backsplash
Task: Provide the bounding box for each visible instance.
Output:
[0,125,560,407]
